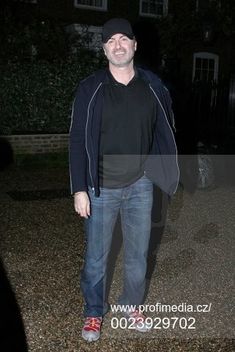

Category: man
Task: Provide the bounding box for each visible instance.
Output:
[69,18,179,342]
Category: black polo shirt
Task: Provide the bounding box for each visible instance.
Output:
[99,69,157,188]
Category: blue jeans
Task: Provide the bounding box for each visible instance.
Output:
[81,175,153,317]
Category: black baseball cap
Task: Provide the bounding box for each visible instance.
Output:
[102,18,134,43]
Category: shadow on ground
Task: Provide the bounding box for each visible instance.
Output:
[0,258,28,352]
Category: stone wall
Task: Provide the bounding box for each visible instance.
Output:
[1,134,69,154]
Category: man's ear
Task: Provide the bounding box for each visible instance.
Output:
[103,45,107,56]
[134,40,137,51]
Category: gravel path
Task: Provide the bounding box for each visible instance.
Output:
[0,166,234,351]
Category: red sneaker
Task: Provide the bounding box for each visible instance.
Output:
[125,309,151,332]
[82,316,102,342]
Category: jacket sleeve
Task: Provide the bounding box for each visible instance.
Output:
[69,83,88,194]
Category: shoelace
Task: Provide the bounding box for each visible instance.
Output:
[128,310,146,322]
[84,317,102,331]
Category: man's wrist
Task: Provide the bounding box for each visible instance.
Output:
[73,191,86,197]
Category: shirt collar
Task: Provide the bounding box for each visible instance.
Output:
[107,66,139,86]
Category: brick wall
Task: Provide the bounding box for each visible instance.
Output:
[1,134,69,154]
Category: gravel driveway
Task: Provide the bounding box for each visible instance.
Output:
[0,165,234,352]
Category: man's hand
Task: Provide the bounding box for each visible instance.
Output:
[74,191,90,218]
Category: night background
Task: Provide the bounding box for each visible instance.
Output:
[0,1,234,351]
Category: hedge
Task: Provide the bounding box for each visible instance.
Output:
[0,54,105,135]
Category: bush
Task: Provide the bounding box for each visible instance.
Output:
[0,54,105,135]
[0,7,106,135]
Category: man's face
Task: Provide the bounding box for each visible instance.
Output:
[103,33,137,68]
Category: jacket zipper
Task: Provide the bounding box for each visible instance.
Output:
[149,84,180,194]
[85,82,103,192]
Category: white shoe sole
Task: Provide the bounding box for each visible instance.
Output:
[82,330,100,342]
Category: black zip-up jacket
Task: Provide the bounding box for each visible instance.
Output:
[69,67,180,197]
